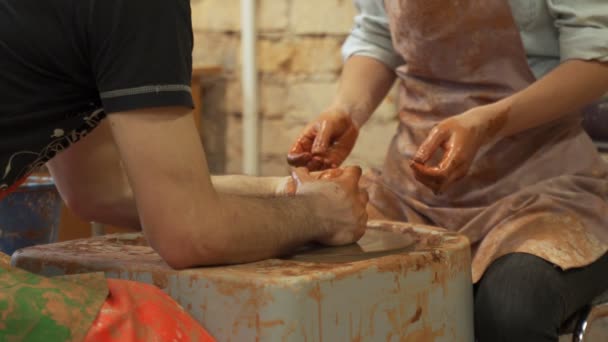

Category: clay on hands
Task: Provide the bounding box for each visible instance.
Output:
[287,111,359,171]
[410,106,508,194]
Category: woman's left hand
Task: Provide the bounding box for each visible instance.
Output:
[410,104,507,194]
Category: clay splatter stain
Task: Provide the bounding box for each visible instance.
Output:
[409,307,422,323]
[308,284,323,342]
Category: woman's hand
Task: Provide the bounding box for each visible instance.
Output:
[286,55,398,171]
[287,110,359,171]
[410,104,507,194]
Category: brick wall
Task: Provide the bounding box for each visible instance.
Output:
[191,0,399,176]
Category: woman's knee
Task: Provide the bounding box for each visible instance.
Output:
[474,253,564,342]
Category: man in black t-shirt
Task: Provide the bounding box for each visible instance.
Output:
[0,0,368,268]
[0,0,194,189]
[0,0,367,338]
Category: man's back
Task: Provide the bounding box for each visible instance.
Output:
[0,0,193,190]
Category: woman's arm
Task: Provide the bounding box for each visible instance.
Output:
[287,0,401,170]
[412,60,608,193]
[337,0,403,127]
[495,0,608,137]
[411,0,608,193]
[328,55,397,128]
[482,59,608,140]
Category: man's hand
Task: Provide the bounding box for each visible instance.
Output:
[410,106,506,194]
[289,166,369,246]
[287,110,359,171]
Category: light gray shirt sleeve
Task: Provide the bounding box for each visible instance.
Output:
[548,0,608,62]
[341,0,405,69]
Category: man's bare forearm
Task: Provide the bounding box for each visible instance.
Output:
[330,55,397,127]
[86,174,326,265]
[47,120,141,230]
[191,193,327,265]
[106,108,335,268]
[211,175,289,197]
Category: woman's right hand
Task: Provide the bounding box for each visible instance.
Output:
[287,110,359,171]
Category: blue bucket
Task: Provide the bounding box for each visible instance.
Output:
[0,174,63,255]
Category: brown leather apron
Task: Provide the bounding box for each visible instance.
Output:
[364,0,608,282]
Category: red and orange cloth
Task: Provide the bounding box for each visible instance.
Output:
[84,279,215,342]
[0,254,215,341]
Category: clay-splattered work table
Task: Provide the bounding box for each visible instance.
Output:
[12,221,474,342]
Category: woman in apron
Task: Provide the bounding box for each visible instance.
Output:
[288,1,608,340]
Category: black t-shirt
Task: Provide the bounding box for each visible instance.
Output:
[0,0,194,190]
